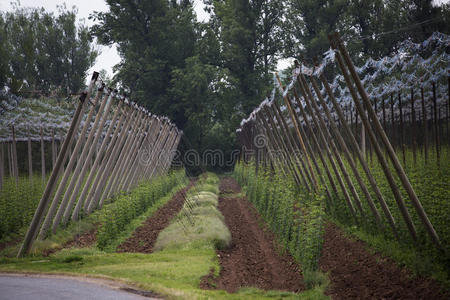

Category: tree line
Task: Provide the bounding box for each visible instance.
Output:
[0,3,98,97]
[1,0,449,171]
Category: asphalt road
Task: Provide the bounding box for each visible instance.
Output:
[0,275,154,300]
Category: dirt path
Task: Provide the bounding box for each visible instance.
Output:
[320,222,449,299]
[201,177,304,293]
[117,181,194,253]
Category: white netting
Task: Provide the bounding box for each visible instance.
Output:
[241,32,449,127]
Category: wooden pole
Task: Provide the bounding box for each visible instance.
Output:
[40,80,101,238]
[447,72,449,145]
[83,103,130,212]
[96,106,142,209]
[411,88,417,165]
[432,82,440,166]
[7,142,12,177]
[330,35,418,241]
[297,74,363,219]
[272,101,316,190]
[86,105,137,213]
[69,90,117,222]
[11,126,19,185]
[122,117,158,191]
[52,129,56,168]
[269,103,312,187]
[257,114,291,180]
[0,142,4,190]
[116,114,151,192]
[125,118,162,191]
[40,127,45,184]
[421,87,428,162]
[79,100,124,211]
[307,75,384,229]
[265,106,311,191]
[332,32,441,248]
[17,72,96,257]
[102,109,145,200]
[144,123,171,181]
[28,129,33,181]
[398,92,406,166]
[319,75,399,238]
[390,93,396,152]
[275,73,318,189]
[57,88,110,227]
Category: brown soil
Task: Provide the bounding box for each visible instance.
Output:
[117,181,194,253]
[63,227,98,249]
[200,177,304,293]
[43,226,98,257]
[320,222,449,299]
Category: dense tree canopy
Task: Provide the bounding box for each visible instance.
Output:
[283,0,450,61]
[0,4,98,96]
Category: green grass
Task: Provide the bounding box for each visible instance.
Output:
[0,171,327,299]
[154,177,231,251]
[0,170,187,256]
[99,181,189,252]
[96,170,186,250]
[0,244,326,299]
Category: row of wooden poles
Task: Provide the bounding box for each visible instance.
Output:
[236,33,442,251]
[0,127,62,188]
[17,72,181,257]
[341,80,449,167]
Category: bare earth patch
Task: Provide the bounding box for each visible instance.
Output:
[117,181,194,253]
[201,177,305,293]
[320,222,449,299]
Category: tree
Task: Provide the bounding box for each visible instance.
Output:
[282,0,450,61]
[209,0,284,114]
[283,0,348,59]
[1,4,98,95]
[91,0,197,118]
[0,14,10,88]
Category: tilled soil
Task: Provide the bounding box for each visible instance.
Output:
[201,177,304,293]
[43,226,98,257]
[64,227,98,249]
[117,181,194,253]
[320,222,449,299]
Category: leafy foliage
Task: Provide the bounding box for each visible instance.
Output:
[327,146,450,272]
[233,162,326,271]
[0,175,45,239]
[1,4,98,96]
[283,0,450,61]
[96,170,186,250]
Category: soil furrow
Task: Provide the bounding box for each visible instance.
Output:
[320,222,449,299]
[117,181,194,253]
[201,177,304,293]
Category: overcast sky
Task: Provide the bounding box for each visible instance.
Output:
[1,0,448,78]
